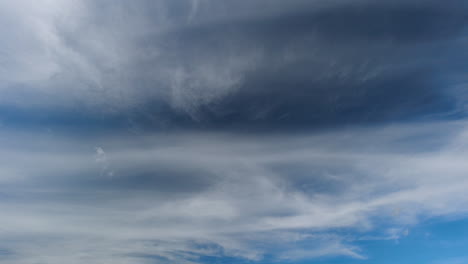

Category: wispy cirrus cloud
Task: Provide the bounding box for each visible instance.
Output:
[1,0,467,129]
[0,121,468,263]
[1,0,468,263]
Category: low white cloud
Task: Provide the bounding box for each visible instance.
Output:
[0,121,467,263]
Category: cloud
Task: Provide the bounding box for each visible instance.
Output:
[1,0,468,263]
[0,121,468,263]
[0,0,466,130]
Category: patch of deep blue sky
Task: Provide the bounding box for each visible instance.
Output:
[190,218,468,264]
[1,0,468,263]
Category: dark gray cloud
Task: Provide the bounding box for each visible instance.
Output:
[1,0,467,132]
[152,0,467,128]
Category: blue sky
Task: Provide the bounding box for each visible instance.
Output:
[1,0,468,263]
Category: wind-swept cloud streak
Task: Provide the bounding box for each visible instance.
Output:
[1,121,468,263]
[0,0,467,130]
[1,0,468,263]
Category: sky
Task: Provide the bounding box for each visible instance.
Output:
[0,0,468,263]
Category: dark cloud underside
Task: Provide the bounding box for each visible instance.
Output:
[1,0,467,132]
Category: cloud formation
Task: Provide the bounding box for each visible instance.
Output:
[1,121,468,263]
[0,0,467,130]
[1,0,468,263]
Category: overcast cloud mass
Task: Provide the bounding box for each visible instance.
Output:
[1,0,468,263]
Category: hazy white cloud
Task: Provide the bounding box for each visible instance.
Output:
[0,121,467,263]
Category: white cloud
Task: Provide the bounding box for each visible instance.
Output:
[0,0,262,112]
[0,121,468,262]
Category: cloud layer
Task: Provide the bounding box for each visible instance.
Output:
[1,121,468,263]
[1,0,467,130]
[1,0,468,263]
